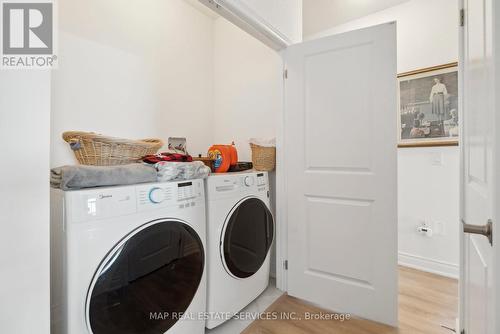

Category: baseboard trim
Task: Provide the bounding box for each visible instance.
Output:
[398,252,459,279]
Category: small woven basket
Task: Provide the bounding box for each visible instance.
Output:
[63,131,163,166]
[250,143,276,171]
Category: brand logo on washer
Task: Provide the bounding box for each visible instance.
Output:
[99,194,113,199]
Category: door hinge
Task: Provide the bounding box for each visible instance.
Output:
[460,9,465,27]
[283,69,288,79]
[283,260,288,270]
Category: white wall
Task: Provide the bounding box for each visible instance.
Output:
[213,18,282,161]
[51,0,215,167]
[303,0,410,37]
[311,0,460,277]
[0,71,51,333]
[398,147,459,277]
[308,0,458,74]
[213,17,283,275]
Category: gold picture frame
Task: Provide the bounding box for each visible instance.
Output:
[397,62,459,148]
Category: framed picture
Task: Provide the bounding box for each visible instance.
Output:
[398,62,459,147]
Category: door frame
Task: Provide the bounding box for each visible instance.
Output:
[495,2,500,331]
[275,50,288,291]
[458,0,465,332]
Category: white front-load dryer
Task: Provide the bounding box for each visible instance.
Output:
[51,179,206,334]
[205,171,274,329]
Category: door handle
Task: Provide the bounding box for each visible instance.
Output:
[462,219,493,245]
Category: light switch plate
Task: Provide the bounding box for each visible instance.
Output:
[430,152,443,166]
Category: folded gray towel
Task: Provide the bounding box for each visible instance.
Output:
[51,164,157,190]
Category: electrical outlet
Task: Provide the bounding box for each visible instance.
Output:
[417,221,433,237]
[417,221,427,230]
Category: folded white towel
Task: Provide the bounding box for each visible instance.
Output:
[51,164,157,190]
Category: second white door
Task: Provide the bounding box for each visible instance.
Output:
[284,23,398,326]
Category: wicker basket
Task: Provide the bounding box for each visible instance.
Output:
[250,143,276,171]
[63,131,163,166]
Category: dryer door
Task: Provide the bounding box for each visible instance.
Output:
[87,220,204,334]
[222,197,274,278]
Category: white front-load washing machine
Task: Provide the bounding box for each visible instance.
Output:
[205,171,274,329]
[51,179,206,334]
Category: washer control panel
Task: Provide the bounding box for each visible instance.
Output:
[137,179,203,211]
[138,185,173,206]
[177,181,197,201]
[68,187,137,223]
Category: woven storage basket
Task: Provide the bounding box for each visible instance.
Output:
[250,143,276,171]
[63,131,163,166]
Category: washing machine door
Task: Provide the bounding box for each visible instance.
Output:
[222,197,274,279]
[86,220,204,334]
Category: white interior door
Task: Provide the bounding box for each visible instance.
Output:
[460,1,498,333]
[284,23,398,326]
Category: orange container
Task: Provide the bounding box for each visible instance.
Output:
[208,142,238,173]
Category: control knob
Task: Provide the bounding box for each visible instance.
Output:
[244,176,254,187]
[149,187,165,204]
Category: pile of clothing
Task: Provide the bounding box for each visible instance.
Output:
[142,152,211,182]
[50,153,211,190]
[142,152,193,164]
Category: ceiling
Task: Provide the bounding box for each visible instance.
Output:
[303,0,411,37]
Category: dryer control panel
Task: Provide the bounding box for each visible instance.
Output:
[256,173,267,186]
[206,171,269,201]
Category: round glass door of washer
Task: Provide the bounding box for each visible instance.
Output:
[86,220,204,334]
[221,197,274,279]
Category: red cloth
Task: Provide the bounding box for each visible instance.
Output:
[142,152,193,164]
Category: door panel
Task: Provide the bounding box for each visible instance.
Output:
[306,196,374,283]
[461,0,497,333]
[222,197,274,278]
[285,23,398,326]
[304,42,374,170]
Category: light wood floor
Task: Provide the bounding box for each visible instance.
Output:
[242,266,458,334]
